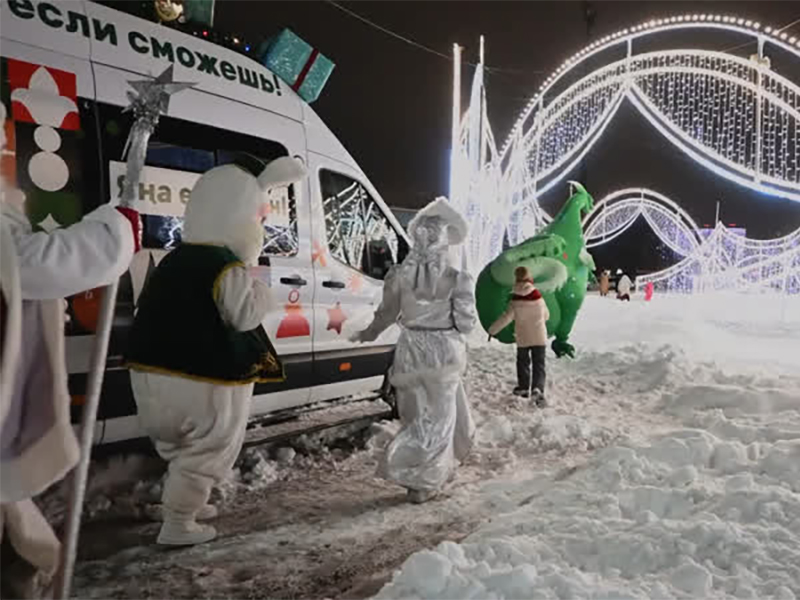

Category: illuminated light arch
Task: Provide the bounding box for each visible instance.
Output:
[451,13,800,278]
[582,188,704,256]
[499,14,800,163]
[636,223,800,294]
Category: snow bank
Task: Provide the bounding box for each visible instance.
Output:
[377,410,800,599]
[377,295,800,600]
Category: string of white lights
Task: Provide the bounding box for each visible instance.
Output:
[499,13,800,162]
[638,223,800,294]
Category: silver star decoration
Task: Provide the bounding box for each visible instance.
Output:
[120,65,196,193]
[125,65,196,117]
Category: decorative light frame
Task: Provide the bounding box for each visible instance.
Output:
[450,14,800,283]
[583,188,704,255]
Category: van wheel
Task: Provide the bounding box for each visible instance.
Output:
[380,374,399,420]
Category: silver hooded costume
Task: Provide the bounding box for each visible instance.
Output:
[352,198,477,496]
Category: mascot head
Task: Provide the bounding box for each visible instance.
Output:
[183,156,307,265]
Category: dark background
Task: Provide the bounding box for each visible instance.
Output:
[216,1,800,273]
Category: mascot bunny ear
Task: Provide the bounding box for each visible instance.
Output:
[257,156,307,192]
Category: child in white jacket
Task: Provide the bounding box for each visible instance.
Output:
[487,267,550,406]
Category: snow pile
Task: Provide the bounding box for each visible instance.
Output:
[377,410,800,598]
[38,454,163,523]
[377,294,800,600]
[237,448,283,489]
[529,415,617,453]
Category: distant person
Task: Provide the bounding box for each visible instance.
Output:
[487,266,549,407]
[599,270,610,297]
[617,269,632,301]
[644,281,654,302]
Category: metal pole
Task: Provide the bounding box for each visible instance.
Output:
[450,42,461,202]
[715,199,720,225]
[477,36,485,171]
[755,36,765,184]
[53,279,119,598]
[578,1,595,188]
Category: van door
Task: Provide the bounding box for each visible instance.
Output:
[307,153,407,402]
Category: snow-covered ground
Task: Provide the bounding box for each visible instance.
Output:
[376,293,800,600]
[68,293,800,599]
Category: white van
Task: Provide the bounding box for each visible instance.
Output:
[1,0,409,445]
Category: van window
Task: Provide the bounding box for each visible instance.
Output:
[97,103,298,257]
[320,170,407,280]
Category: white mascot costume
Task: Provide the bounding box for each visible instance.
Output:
[127,157,306,546]
[351,198,477,503]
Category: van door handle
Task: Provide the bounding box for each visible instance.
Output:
[322,280,346,289]
[280,276,307,287]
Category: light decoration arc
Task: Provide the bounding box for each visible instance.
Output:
[580,187,800,295]
[582,188,704,257]
[635,222,800,295]
[450,13,800,274]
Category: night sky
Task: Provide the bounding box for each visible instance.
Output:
[218,1,800,272]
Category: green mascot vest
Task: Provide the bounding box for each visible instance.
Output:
[126,244,284,385]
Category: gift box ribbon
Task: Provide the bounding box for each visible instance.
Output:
[292,48,320,93]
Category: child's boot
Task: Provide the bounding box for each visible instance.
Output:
[157,508,217,546]
[531,388,547,408]
[512,387,530,398]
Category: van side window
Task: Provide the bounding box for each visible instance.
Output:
[97,103,298,257]
[320,169,407,280]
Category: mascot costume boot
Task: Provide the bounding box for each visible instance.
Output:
[351,198,477,503]
[126,157,306,546]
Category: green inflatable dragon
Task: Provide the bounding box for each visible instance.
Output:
[476,182,596,358]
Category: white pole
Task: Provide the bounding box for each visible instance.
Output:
[715,199,720,225]
[478,35,486,171]
[450,43,462,202]
[54,279,118,598]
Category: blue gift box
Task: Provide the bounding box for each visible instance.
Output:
[259,29,335,104]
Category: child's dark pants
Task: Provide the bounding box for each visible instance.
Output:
[517,346,546,393]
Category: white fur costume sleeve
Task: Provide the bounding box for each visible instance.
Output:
[452,272,477,334]
[213,267,274,332]
[4,205,134,300]
[353,267,401,343]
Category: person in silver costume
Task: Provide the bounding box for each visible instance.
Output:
[351,198,477,503]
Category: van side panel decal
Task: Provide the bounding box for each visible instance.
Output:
[276,288,311,339]
[8,58,79,129]
[2,57,88,231]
